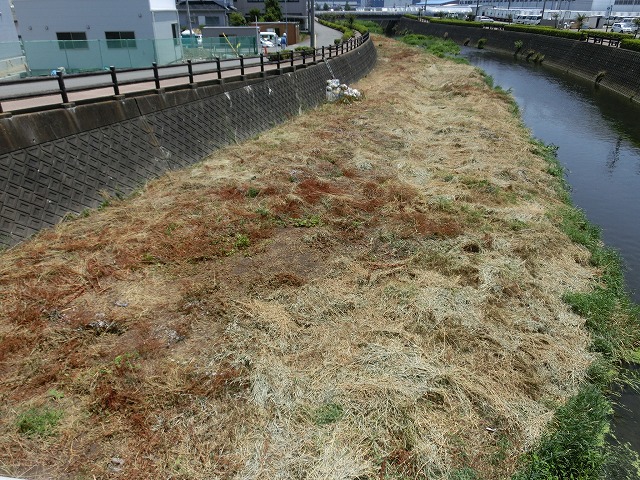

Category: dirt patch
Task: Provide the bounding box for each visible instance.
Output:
[0,35,595,479]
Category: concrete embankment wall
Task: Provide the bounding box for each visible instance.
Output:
[395,17,640,101]
[0,40,377,247]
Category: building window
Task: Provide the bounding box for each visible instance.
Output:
[205,16,221,25]
[105,31,137,49]
[56,32,88,49]
[172,23,180,46]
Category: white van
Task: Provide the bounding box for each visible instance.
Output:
[259,31,280,47]
[515,15,541,25]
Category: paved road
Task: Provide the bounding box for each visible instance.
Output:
[0,20,345,114]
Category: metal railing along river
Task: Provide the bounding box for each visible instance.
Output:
[0,33,370,115]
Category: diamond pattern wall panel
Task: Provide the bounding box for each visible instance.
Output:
[0,39,378,247]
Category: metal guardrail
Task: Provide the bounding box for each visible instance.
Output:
[0,33,370,115]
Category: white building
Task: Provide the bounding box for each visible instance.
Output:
[0,0,26,77]
[459,0,640,20]
[13,0,182,73]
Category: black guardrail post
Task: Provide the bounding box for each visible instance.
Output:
[290,51,294,67]
[240,55,245,76]
[109,66,120,96]
[313,48,317,63]
[152,62,160,89]
[277,55,281,69]
[187,60,194,84]
[216,57,221,79]
[260,53,264,72]
[329,45,332,58]
[56,70,69,104]
[302,50,306,65]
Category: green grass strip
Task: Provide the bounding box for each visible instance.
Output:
[512,141,640,479]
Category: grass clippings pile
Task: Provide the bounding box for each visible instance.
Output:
[0,36,599,479]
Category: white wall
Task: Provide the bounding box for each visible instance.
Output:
[150,0,178,10]
[0,0,25,76]
[152,10,182,64]
[0,0,19,42]
[13,0,181,70]
[14,0,158,41]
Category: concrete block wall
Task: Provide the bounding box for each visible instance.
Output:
[0,40,377,247]
[395,18,640,100]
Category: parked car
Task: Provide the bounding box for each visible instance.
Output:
[475,16,494,22]
[514,15,542,25]
[611,22,635,33]
[260,38,274,48]
[260,31,281,47]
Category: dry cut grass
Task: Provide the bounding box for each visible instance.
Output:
[0,35,597,479]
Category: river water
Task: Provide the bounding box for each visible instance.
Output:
[462,48,640,452]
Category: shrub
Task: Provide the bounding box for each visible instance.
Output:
[294,46,315,55]
[268,50,292,61]
[514,39,523,53]
[621,38,640,52]
[341,29,354,42]
[476,38,487,49]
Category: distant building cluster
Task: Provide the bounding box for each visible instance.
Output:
[0,0,636,77]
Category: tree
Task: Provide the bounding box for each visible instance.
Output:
[263,0,282,22]
[634,17,640,38]
[575,13,587,30]
[229,12,247,26]
[322,3,330,10]
[346,14,355,27]
[248,8,263,22]
[345,1,352,10]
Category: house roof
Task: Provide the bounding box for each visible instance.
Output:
[176,0,235,11]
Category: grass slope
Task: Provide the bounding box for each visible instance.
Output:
[0,36,616,479]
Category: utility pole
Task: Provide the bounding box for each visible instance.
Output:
[310,0,316,48]
[186,0,194,45]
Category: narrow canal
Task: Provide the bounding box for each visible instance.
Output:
[462,47,640,453]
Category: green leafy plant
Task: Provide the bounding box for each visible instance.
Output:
[46,389,64,400]
[514,39,523,54]
[476,38,487,49]
[234,233,251,249]
[293,215,321,227]
[17,407,63,437]
[400,34,460,58]
[114,352,140,371]
[313,403,344,425]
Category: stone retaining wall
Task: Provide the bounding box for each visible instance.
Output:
[395,17,640,100]
[0,40,377,247]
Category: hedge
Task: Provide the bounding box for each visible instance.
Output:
[403,15,640,52]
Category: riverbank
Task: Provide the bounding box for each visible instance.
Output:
[394,16,640,105]
[0,35,626,478]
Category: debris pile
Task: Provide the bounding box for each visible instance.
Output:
[326,79,363,103]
